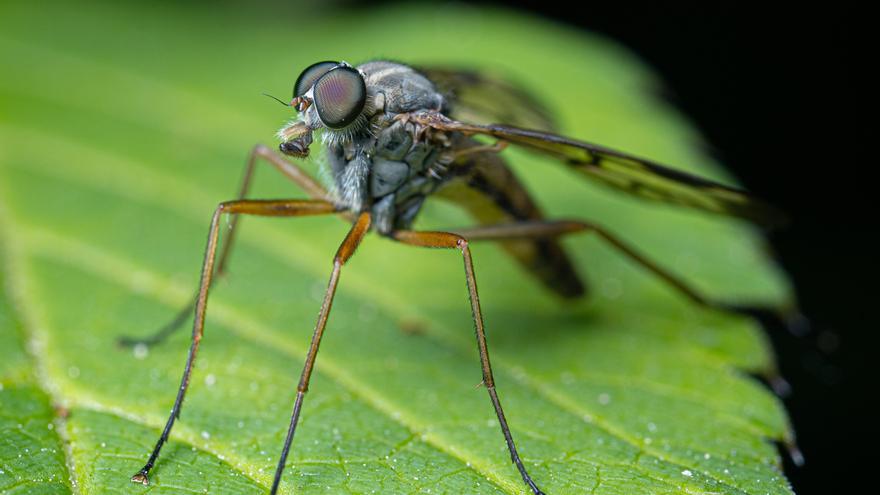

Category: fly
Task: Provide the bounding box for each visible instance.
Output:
[123,60,791,494]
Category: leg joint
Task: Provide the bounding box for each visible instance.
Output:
[252,143,272,156]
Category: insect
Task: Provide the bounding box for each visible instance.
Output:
[124,60,786,494]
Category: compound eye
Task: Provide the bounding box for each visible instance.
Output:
[293,60,339,98]
[312,66,366,129]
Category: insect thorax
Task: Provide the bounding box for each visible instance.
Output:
[324,61,450,234]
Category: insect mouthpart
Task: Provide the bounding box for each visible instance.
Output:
[277,120,313,157]
[279,133,312,157]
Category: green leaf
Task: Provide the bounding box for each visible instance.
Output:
[0,1,795,494]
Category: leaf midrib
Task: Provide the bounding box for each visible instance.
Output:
[0,203,80,494]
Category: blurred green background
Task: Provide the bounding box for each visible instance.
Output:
[1,1,795,494]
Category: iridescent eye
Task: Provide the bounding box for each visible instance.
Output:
[312,66,367,129]
[293,60,339,98]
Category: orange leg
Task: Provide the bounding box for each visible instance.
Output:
[269,212,371,494]
[130,198,338,486]
[451,219,804,328]
[391,229,546,495]
[118,145,330,347]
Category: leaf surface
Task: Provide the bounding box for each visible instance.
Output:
[0,1,794,493]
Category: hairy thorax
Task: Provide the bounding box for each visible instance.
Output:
[322,61,452,234]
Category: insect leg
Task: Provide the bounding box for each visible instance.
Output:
[118,145,330,348]
[130,198,337,487]
[390,229,546,495]
[450,219,802,324]
[270,212,371,495]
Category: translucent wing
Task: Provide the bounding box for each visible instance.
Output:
[411,111,786,227]
[418,67,557,132]
[435,144,586,298]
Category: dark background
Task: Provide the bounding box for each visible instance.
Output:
[360,2,866,493]
[486,3,867,494]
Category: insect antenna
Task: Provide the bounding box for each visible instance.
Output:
[262,93,291,106]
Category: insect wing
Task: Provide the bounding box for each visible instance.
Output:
[436,148,586,298]
[413,112,786,227]
[418,67,558,132]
